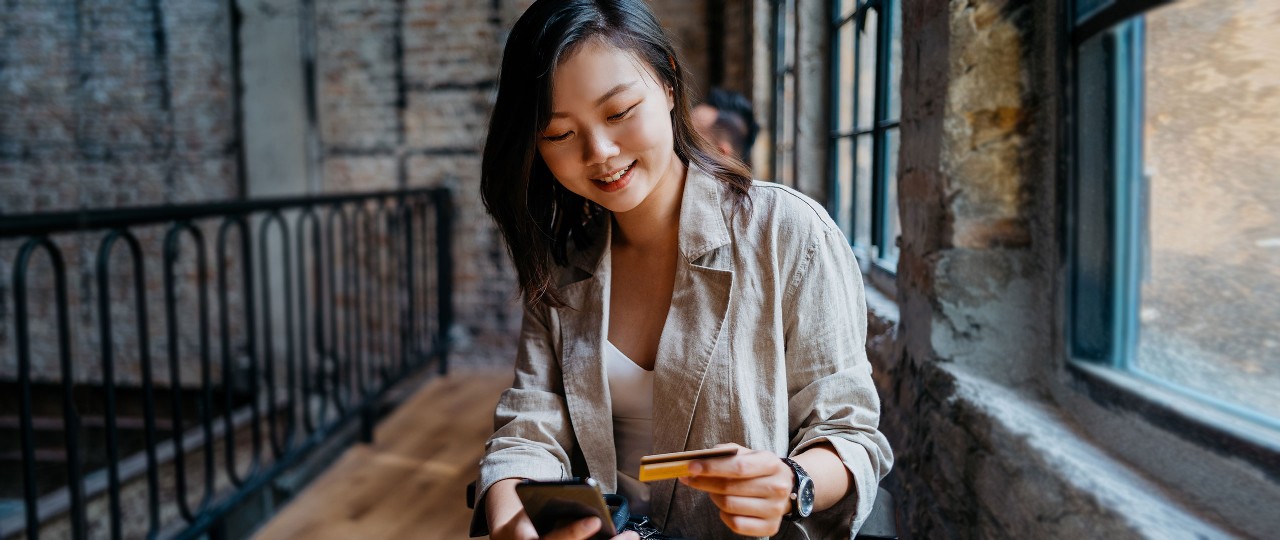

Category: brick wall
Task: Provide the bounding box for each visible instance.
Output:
[1,0,240,386]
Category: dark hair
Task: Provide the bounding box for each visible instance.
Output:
[481,0,753,309]
[703,87,759,157]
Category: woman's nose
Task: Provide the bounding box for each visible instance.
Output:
[583,128,620,164]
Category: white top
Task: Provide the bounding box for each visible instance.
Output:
[605,340,653,516]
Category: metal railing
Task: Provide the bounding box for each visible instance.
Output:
[0,188,453,539]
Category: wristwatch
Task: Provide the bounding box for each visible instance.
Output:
[781,457,815,521]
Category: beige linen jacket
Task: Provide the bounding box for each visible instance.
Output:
[473,167,893,539]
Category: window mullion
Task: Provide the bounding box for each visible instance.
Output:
[870,0,891,261]
[827,1,844,222]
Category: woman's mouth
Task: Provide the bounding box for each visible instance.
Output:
[591,161,636,193]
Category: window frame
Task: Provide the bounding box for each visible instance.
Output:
[827,0,901,275]
[769,0,796,188]
[1063,0,1280,476]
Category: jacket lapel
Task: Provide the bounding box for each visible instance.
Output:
[649,167,734,524]
[558,221,619,494]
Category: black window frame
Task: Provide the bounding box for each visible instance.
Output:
[769,0,796,188]
[827,0,901,274]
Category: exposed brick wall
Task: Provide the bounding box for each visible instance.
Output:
[718,0,754,96]
[1,0,240,386]
[1,0,238,212]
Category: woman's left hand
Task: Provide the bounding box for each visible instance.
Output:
[677,443,793,537]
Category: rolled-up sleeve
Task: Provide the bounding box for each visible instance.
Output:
[471,301,576,533]
[783,224,894,536]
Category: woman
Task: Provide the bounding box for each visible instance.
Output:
[474,1,892,538]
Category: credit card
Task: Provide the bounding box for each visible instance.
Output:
[637,447,738,482]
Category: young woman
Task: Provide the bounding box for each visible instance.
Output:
[474,1,892,538]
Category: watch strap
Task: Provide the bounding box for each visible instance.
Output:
[780,457,811,521]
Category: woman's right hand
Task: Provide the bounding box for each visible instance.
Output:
[485,479,638,540]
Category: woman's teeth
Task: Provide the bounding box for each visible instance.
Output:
[599,163,633,183]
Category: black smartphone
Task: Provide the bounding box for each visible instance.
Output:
[515,477,617,539]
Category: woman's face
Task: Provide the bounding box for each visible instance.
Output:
[537,39,679,214]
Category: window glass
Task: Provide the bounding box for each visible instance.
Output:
[1134,0,1280,418]
[836,136,855,239]
[854,135,873,248]
[882,127,900,263]
[886,0,902,121]
[856,8,878,131]
[837,24,855,131]
[838,0,857,22]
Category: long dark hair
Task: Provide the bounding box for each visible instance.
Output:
[481,0,753,308]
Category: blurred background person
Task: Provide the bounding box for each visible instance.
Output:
[692,87,759,166]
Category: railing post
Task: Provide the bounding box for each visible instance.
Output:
[434,188,454,375]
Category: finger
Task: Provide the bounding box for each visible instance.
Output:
[689,449,784,479]
[612,531,641,540]
[679,471,791,499]
[719,510,782,537]
[544,516,601,540]
[708,493,791,520]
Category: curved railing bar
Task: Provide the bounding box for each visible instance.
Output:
[258,211,297,459]
[295,207,322,433]
[323,206,350,415]
[215,216,262,487]
[13,237,86,540]
[162,222,217,522]
[95,229,163,539]
[350,203,372,398]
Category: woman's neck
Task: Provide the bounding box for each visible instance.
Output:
[612,157,687,252]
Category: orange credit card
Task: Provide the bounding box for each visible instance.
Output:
[637,447,738,482]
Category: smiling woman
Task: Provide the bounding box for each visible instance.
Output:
[473,1,892,539]
[536,39,682,213]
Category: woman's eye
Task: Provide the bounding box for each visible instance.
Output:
[608,104,638,122]
[543,131,572,142]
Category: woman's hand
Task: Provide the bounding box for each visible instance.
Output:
[485,479,639,540]
[677,443,794,537]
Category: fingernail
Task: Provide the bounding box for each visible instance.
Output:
[688,463,702,475]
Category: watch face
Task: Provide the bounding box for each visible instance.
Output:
[798,477,816,516]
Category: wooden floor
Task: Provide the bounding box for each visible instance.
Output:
[254,368,510,540]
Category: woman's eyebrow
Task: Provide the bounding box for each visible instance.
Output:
[551,81,638,118]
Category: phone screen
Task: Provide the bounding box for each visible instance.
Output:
[515,478,617,540]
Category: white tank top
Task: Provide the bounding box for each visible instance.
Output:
[604,340,653,516]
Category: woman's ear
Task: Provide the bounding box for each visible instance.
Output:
[666,85,675,112]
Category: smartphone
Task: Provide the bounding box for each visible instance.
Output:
[515,478,618,540]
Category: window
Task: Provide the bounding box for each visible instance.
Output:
[828,0,901,269]
[769,0,797,187]
[1068,0,1280,440]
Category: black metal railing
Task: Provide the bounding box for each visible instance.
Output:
[0,188,453,539]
